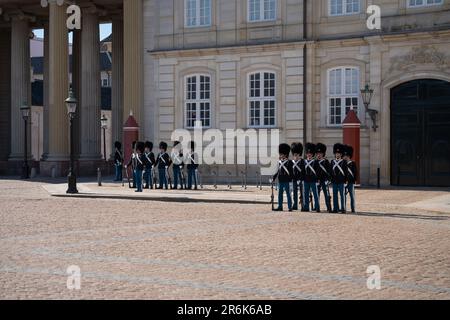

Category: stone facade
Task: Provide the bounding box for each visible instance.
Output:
[142,0,450,185]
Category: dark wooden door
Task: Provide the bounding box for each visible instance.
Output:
[391,79,450,187]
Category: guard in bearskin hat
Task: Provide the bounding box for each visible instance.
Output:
[156,141,172,189]
[301,143,320,212]
[143,141,156,189]
[272,143,293,212]
[125,141,138,188]
[113,141,124,182]
[343,145,357,213]
[134,141,147,192]
[171,141,185,189]
[186,141,199,190]
[316,143,332,213]
[291,143,304,211]
[331,143,348,213]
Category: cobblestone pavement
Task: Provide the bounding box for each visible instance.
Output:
[0,178,449,300]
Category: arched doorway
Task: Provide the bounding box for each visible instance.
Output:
[391,79,450,187]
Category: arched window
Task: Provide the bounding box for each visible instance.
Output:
[185,0,211,27]
[327,67,360,125]
[248,0,276,22]
[248,71,276,128]
[185,74,211,128]
[329,0,360,16]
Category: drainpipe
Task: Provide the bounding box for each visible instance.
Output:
[303,0,308,145]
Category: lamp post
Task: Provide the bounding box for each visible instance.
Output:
[65,88,78,194]
[101,114,108,161]
[20,103,30,179]
[360,84,378,132]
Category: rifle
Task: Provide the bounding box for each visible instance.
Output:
[270,177,275,211]
[299,180,304,210]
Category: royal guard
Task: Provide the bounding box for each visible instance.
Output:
[291,143,304,211]
[331,143,348,213]
[134,141,146,193]
[316,143,332,213]
[156,141,172,189]
[143,141,156,189]
[302,143,320,212]
[272,143,293,212]
[125,141,137,188]
[113,141,124,182]
[344,145,358,214]
[171,141,185,189]
[186,141,199,190]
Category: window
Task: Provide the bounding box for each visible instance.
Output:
[185,75,211,128]
[185,0,211,27]
[248,0,276,22]
[329,0,360,16]
[248,72,276,127]
[327,67,360,125]
[408,0,443,8]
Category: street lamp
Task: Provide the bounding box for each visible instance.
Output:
[360,84,378,132]
[20,103,30,179]
[65,88,78,194]
[100,114,108,161]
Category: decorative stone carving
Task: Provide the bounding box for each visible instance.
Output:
[389,46,450,73]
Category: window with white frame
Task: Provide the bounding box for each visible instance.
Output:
[248,0,276,22]
[329,0,360,16]
[248,72,276,127]
[185,0,211,27]
[185,75,211,128]
[327,67,360,125]
[408,0,443,8]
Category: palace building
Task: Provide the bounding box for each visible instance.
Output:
[1,0,450,186]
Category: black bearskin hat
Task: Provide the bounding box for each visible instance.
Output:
[144,141,153,150]
[159,141,168,151]
[131,141,137,149]
[190,141,195,151]
[344,145,354,158]
[316,143,327,156]
[291,142,303,156]
[136,141,145,153]
[333,143,345,155]
[114,141,122,149]
[279,143,291,157]
[305,143,316,156]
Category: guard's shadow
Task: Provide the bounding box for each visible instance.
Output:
[354,211,450,222]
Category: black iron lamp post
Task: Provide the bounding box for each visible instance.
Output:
[360,84,378,132]
[101,114,108,161]
[20,103,30,179]
[65,88,78,194]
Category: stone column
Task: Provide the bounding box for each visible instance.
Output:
[0,26,11,164]
[46,1,69,163]
[9,16,31,161]
[123,0,143,128]
[79,9,101,160]
[111,15,124,158]
[72,29,81,158]
[42,22,49,160]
